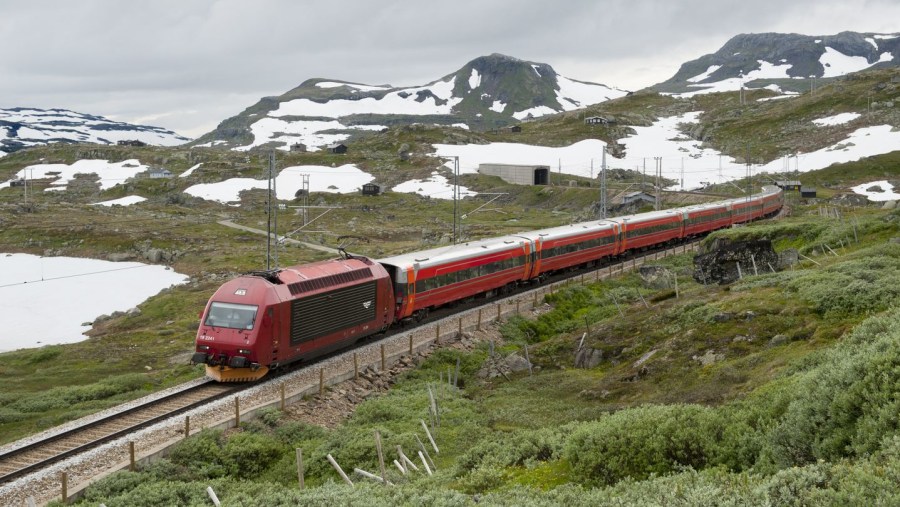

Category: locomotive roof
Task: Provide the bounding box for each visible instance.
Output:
[378,234,529,268]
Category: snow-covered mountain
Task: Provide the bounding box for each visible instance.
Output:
[193,53,628,152]
[654,31,900,96]
[0,108,191,154]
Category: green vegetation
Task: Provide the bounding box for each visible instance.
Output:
[48,204,900,505]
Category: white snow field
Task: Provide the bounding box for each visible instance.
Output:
[0,253,188,352]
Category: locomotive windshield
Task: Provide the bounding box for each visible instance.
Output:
[205,302,258,330]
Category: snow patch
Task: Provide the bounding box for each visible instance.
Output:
[12,159,149,191]
[819,47,892,78]
[183,164,374,204]
[512,106,558,120]
[851,180,900,201]
[91,195,146,207]
[272,77,461,117]
[468,69,481,89]
[686,65,722,83]
[179,163,202,177]
[391,172,477,200]
[812,112,861,126]
[490,101,507,113]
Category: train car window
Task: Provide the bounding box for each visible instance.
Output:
[205,302,258,330]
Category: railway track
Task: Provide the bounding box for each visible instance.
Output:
[0,381,241,485]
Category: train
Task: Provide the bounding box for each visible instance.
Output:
[191,185,784,381]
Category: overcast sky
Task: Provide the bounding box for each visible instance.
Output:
[2,0,898,138]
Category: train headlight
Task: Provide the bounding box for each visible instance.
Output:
[239,349,252,355]
[198,345,210,351]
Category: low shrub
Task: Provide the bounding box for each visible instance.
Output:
[564,404,721,486]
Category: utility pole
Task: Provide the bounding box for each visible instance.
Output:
[265,152,273,270]
[680,158,684,191]
[745,144,751,200]
[642,157,646,191]
[558,158,561,186]
[654,157,662,210]
[265,151,279,270]
[718,155,723,184]
[453,156,459,244]
[600,147,607,219]
[300,174,310,226]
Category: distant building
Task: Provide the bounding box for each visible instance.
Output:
[117,140,147,147]
[148,168,174,179]
[326,143,348,154]
[621,191,657,206]
[584,116,615,125]
[9,178,25,187]
[800,186,817,198]
[361,183,382,196]
[478,163,549,185]
[508,125,522,133]
[290,142,307,153]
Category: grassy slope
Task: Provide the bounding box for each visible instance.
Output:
[56,204,900,505]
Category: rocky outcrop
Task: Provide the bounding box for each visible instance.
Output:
[693,238,779,284]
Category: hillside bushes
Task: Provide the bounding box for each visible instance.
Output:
[564,404,721,486]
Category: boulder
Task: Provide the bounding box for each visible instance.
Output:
[693,238,779,284]
[638,265,673,289]
[575,347,603,369]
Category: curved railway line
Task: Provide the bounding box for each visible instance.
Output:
[0,381,242,485]
[0,238,705,499]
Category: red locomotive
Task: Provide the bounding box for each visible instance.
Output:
[192,186,784,381]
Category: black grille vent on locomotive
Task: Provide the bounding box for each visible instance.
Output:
[290,281,377,345]
[287,268,372,296]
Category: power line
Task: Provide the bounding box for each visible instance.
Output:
[0,263,157,290]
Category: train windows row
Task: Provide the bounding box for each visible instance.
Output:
[625,220,681,239]
[415,255,526,292]
[544,234,615,258]
[686,211,730,225]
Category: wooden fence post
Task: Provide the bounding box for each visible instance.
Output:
[496,303,501,321]
[327,453,354,486]
[234,396,240,426]
[319,368,325,396]
[280,383,286,410]
[421,419,440,453]
[185,415,190,439]
[458,317,462,336]
[375,430,387,486]
[61,471,68,504]
[381,344,386,371]
[477,308,482,330]
[523,345,533,376]
[436,323,440,344]
[409,334,413,355]
[296,448,305,489]
[354,352,359,380]
[206,486,221,507]
[516,300,520,315]
[129,441,135,471]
